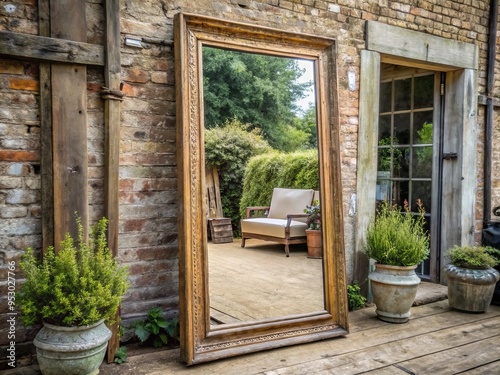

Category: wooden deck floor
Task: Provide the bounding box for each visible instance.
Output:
[95,239,500,375]
[94,299,500,375]
[13,239,499,374]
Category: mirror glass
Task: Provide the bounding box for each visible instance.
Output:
[202,48,324,324]
[175,13,348,366]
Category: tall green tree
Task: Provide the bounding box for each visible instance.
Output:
[203,47,312,151]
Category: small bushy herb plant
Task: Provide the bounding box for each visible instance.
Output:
[347,284,366,311]
[364,200,430,266]
[447,245,500,269]
[17,217,129,327]
[131,307,179,348]
[304,200,321,230]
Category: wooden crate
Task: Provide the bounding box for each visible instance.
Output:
[208,218,233,244]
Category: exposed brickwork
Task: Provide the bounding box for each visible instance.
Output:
[1,0,500,369]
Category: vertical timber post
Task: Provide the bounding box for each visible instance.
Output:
[50,0,89,243]
[39,0,54,252]
[103,0,123,362]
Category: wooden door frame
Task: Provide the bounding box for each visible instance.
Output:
[355,21,478,289]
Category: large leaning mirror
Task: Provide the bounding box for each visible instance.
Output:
[175,13,348,365]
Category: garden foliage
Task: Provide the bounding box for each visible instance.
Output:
[17,217,129,327]
[239,149,319,217]
[131,307,179,348]
[447,245,500,269]
[205,119,271,229]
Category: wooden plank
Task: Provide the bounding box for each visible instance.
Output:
[103,0,122,363]
[366,21,478,70]
[354,50,380,297]
[459,69,478,246]
[459,360,500,374]
[265,316,500,374]
[396,336,500,374]
[362,366,408,375]
[0,30,104,66]
[39,0,54,252]
[51,0,88,243]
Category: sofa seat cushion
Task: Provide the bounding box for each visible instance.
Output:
[241,218,308,238]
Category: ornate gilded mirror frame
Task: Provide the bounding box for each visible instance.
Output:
[174,13,348,365]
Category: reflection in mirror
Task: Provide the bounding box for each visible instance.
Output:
[175,13,348,365]
[202,48,324,324]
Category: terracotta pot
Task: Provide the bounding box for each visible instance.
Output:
[368,263,421,323]
[34,319,111,375]
[305,229,322,259]
[444,264,500,312]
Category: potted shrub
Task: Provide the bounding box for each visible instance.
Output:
[443,245,500,312]
[17,217,129,375]
[364,200,429,323]
[304,200,322,259]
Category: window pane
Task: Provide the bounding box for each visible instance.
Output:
[377,148,392,172]
[412,147,433,178]
[394,78,411,111]
[392,180,409,208]
[394,113,411,144]
[414,75,434,109]
[413,112,433,144]
[393,147,409,178]
[380,81,392,113]
[379,114,391,140]
[412,181,432,213]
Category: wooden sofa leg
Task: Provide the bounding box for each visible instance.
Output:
[241,238,246,247]
[284,244,290,257]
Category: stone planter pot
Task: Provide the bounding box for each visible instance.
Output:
[34,319,111,375]
[305,229,322,259]
[368,263,421,323]
[444,264,500,312]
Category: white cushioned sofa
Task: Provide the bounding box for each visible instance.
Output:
[240,188,315,257]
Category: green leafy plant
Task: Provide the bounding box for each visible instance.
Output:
[131,307,179,348]
[113,346,127,364]
[364,200,430,266]
[347,284,366,311]
[304,200,321,230]
[17,217,129,327]
[447,245,500,269]
[205,118,272,231]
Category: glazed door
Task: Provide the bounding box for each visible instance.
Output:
[377,67,442,280]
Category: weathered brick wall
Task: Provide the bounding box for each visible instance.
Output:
[1,0,500,368]
[0,57,42,366]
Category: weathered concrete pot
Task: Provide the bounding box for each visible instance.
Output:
[34,319,111,375]
[444,264,500,312]
[368,264,421,323]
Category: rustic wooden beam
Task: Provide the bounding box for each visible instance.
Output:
[39,0,54,253]
[366,21,478,71]
[0,30,104,66]
[103,0,123,363]
[51,0,89,244]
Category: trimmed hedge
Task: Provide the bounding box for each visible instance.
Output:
[205,119,271,230]
[239,150,319,218]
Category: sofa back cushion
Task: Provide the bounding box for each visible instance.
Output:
[267,188,315,219]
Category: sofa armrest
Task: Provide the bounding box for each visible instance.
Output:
[286,213,308,227]
[245,206,271,218]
